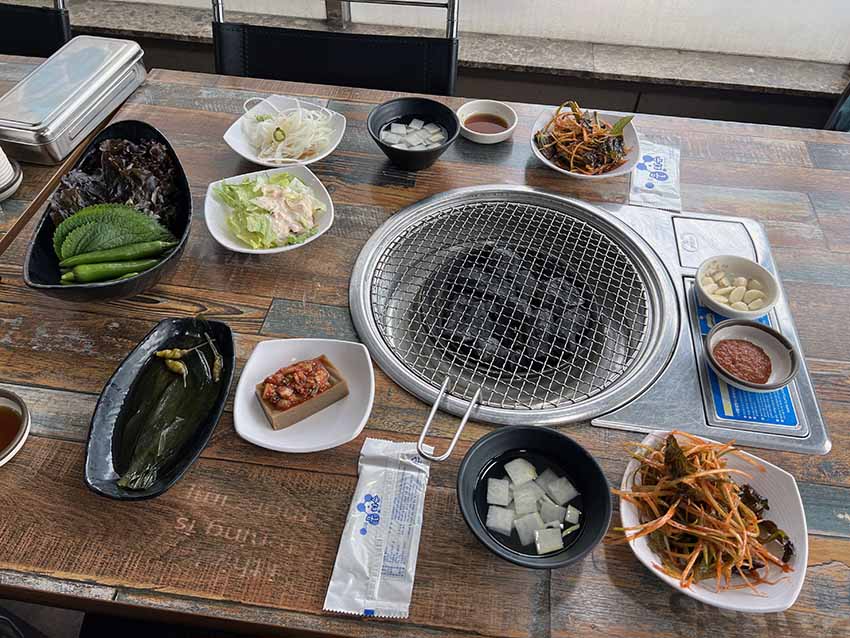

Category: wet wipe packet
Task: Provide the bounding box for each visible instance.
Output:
[629,139,682,211]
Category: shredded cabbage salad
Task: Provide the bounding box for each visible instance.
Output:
[213,173,325,249]
[241,97,334,163]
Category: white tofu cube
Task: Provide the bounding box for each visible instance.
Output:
[514,512,545,546]
[535,528,564,554]
[504,458,537,486]
[390,122,407,135]
[487,478,511,506]
[485,506,514,537]
[408,118,425,130]
[546,476,579,506]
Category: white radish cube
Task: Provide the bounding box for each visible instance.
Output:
[429,132,446,143]
[487,478,511,506]
[536,468,560,491]
[390,123,407,135]
[408,118,425,130]
[486,506,515,537]
[404,132,424,147]
[381,131,401,144]
[546,476,579,505]
[513,483,540,515]
[423,122,441,133]
[504,458,537,486]
[514,512,545,546]
[535,528,564,554]
[565,505,581,525]
[540,497,566,524]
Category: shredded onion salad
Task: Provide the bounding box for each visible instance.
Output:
[609,431,795,594]
[241,97,334,163]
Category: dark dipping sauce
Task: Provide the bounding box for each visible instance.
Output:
[464,112,509,134]
[713,338,772,384]
[0,405,22,453]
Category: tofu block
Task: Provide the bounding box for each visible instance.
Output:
[487,478,511,506]
[504,458,537,485]
[514,512,545,546]
[486,506,515,536]
[255,355,349,430]
[535,528,564,554]
[545,476,579,506]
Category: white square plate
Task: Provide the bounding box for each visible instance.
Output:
[223,95,346,167]
[234,339,374,453]
[204,164,334,255]
[619,430,808,613]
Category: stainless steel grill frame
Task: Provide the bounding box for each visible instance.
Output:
[350,186,679,427]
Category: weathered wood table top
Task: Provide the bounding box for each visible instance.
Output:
[0,56,848,637]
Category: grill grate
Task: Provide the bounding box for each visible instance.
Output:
[369,199,651,411]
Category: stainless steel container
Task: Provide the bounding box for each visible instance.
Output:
[0,36,145,165]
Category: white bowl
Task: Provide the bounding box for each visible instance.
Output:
[223,95,346,167]
[0,389,30,468]
[234,339,375,453]
[619,430,808,613]
[530,106,639,179]
[696,255,780,320]
[456,99,517,144]
[204,165,334,255]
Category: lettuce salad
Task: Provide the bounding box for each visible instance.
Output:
[213,173,325,249]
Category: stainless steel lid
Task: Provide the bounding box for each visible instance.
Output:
[350,186,679,427]
[0,36,143,144]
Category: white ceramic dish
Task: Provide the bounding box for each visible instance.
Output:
[619,430,808,613]
[696,255,780,320]
[234,339,375,453]
[456,99,517,144]
[530,106,639,179]
[705,319,799,392]
[223,95,346,167]
[0,389,30,468]
[204,165,334,255]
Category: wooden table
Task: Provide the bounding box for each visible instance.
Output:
[1,57,849,638]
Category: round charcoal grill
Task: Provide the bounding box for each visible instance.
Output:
[350,186,678,460]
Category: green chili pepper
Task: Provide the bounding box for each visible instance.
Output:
[58,241,178,268]
[60,259,159,284]
[164,359,188,387]
[273,127,286,142]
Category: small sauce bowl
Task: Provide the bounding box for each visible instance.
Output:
[696,255,779,320]
[705,319,799,392]
[0,389,30,467]
[457,100,517,145]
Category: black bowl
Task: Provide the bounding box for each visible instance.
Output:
[367,97,460,171]
[85,318,235,500]
[23,120,192,302]
[457,426,612,569]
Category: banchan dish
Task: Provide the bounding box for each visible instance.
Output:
[85,318,235,500]
[24,120,191,301]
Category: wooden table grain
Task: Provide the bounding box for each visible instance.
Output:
[1,57,849,638]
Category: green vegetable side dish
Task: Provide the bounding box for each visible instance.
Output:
[59,240,178,267]
[212,172,325,250]
[60,259,159,284]
[116,331,224,491]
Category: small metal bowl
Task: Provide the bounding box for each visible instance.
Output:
[0,389,31,467]
[705,319,799,393]
[457,426,611,569]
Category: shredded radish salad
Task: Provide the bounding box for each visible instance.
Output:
[241,97,335,163]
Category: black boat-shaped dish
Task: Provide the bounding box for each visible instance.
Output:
[85,318,235,500]
[24,120,192,302]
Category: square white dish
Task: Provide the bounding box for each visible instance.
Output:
[234,339,374,453]
[204,164,334,255]
[223,95,346,167]
[530,106,639,180]
[619,430,808,613]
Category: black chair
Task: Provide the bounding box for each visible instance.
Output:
[0,1,71,58]
[211,0,459,95]
[826,83,850,131]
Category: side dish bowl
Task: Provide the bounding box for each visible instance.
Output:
[223,95,346,167]
[456,99,517,144]
[457,426,612,569]
[530,106,639,180]
[204,164,334,255]
[23,120,191,302]
[85,318,235,500]
[619,430,808,613]
[696,255,780,320]
[0,389,30,468]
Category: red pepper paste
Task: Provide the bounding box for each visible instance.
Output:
[712,339,772,385]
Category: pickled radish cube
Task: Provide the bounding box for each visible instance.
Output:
[535,528,564,554]
[429,131,446,142]
[565,505,581,524]
[390,123,407,134]
[486,506,515,537]
[405,133,424,147]
[540,497,566,524]
[536,468,560,491]
[513,482,541,515]
[546,476,579,505]
[423,122,441,133]
[504,458,537,485]
[487,478,511,506]
[514,512,545,546]
[408,118,425,130]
